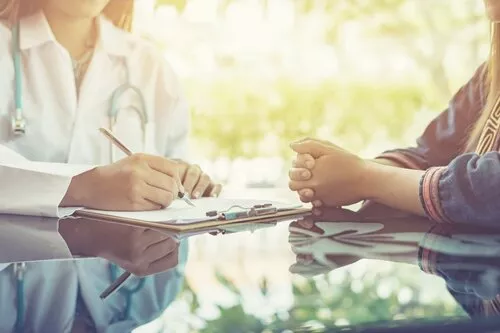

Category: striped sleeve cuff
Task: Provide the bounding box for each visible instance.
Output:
[418,224,451,275]
[376,151,423,170]
[419,166,453,223]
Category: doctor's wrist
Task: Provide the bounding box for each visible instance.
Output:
[60,167,98,207]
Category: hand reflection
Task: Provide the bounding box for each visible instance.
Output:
[289,207,423,277]
[59,218,179,277]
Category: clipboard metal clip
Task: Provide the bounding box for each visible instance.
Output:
[205,204,277,221]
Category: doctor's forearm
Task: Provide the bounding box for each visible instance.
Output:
[362,161,426,217]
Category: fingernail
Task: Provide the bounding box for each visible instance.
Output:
[313,200,322,207]
[211,193,218,198]
[179,184,185,193]
[193,191,200,199]
[301,171,309,178]
[303,190,313,197]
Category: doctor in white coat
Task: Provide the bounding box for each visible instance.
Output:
[0,0,221,332]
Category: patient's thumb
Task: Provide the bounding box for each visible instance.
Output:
[290,139,330,158]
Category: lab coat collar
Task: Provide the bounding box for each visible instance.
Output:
[19,10,130,57]
[19,10,55,50]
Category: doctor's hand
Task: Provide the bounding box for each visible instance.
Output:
[59,218,179,277]
[61,154,181,211]
[175,160,222,199]
[288,139,370,207]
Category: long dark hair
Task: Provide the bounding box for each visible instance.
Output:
[0,0,134,31]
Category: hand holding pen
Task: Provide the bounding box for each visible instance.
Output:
[98,127,195,209]
[96,127,194,299]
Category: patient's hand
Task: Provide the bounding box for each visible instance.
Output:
[288,139,369,207]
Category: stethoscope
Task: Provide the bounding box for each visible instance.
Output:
[11,21,150,331]
[10,21,150,144]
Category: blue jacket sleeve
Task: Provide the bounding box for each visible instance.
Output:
[420,152,500,225]
[377,64,487,169]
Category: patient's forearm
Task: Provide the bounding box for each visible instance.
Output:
[372,158,406,168]
[363,161,426,216]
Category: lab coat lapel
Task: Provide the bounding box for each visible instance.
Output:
[66,17,131,165]
[76,16,128,113]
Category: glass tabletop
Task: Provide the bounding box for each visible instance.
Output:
[1,201,500,333]
[161,206,500,332]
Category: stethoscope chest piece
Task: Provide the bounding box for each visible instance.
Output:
[11,111,26,136]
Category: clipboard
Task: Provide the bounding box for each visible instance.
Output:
[74,207,311,232]
[72,198,312,232]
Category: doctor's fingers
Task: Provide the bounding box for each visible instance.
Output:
[181,164,203,196]
[142,154,181,180]
[206,183,222,198]
[292,154,315,169]
[126,197,162,211]
[145,168,179,192]
[143,184,176,208]
[191,173,212,199]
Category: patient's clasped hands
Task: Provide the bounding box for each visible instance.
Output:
[288,138,374,208]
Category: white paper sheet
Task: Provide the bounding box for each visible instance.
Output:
[80,197,302,224]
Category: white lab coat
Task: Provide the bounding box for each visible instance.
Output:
[0,10,190,332]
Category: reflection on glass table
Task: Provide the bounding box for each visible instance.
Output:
[0,214,186,333]
[287,207,500,332]
[4,204,500,332]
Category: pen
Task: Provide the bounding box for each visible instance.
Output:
[99,128,195,207]
[98,127,194,299]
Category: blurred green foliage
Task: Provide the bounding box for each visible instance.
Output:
[178,267,465,332]
[186,78,441,159]
[151,0,487,159]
